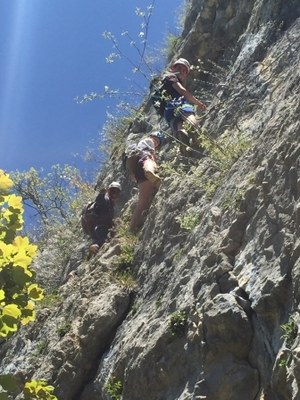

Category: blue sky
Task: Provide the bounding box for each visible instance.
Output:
[0,0,183,177]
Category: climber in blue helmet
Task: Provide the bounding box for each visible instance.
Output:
[150,130,165,147]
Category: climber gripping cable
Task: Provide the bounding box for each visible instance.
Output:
[151,58,206,156]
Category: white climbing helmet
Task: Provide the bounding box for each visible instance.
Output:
[108,181,122,191]
[173,58,191,73]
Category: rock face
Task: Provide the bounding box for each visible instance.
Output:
[1,1,300,399]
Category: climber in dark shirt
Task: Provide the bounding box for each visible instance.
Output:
[161,58,206,154]
[81,181,121,254]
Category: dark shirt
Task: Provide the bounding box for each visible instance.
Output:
[93,193,114,229]
[162,72,184,100]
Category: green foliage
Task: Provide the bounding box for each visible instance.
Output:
[221,173,254,211]
[173,248,184,263]
[281,316,298,348]
[11,165,94,239]
[99,113,136,159]
[183,122,251,172]
[202,176,222,200]
[115,244,135,268]
[38,291,62,310]
[0,352,49,394]
[165,33,181,61]
[113,268,138,293]
[114,216,137,268]
[0,170,44,338]
[188,165,223,201]
[160,159,186,179]
[76,2,161,109]
[104,376,123,400]
[175,0,192,31]
[36,339,48,355]
[0,170,57,400]
[0,374,20,399]
[57,321,72,338]
[169,310,188,337]
[111,217,138,293]
[175,211,201,232]
[277,316,298,369]
[11,165,94,289]
[222,188,245,211]
[23,379,57,400]
[278,351,292,369]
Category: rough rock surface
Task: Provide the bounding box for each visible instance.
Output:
[1,1,300,399]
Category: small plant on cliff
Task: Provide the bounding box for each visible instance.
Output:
[183,120,251,172]
[169,310,188,337]
[104,376,123,400]
[112,267,138,293]
[160,159,186,179]
[23,379,57,400]
[115,243,135,268]
[57,321,72,338]
[110,215,138,293]
[176,211,201,231]
[222,187,245,211]
[281,316,298,348]
[277,316,298,369]
[36,339,48,355]
[38,290,62,310]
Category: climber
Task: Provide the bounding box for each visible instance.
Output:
[128,131,164,233]
[81,181,122,254]
[159,58,206,155]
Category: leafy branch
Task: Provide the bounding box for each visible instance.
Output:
[76,2,160,106]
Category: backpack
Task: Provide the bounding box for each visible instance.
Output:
[81,201,98,235]
[150,76,169,116]
[80,193,113,235]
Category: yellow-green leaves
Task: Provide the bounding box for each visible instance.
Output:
[23,379,57,400]
[2,304,22,318]
[27,284,44,300]
[0,171,43,338]
[0,172,56,400]
[0,170,13,193]
[20,301,35,325]
[0,376,58,400]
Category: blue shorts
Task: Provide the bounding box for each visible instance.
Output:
[164,99,195,129]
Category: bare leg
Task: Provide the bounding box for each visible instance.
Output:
[143,158,161,188]
[130,180,156,233]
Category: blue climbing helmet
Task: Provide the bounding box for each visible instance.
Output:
[150,131,165,147]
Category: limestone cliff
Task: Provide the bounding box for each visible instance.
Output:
[1,1,300,399]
